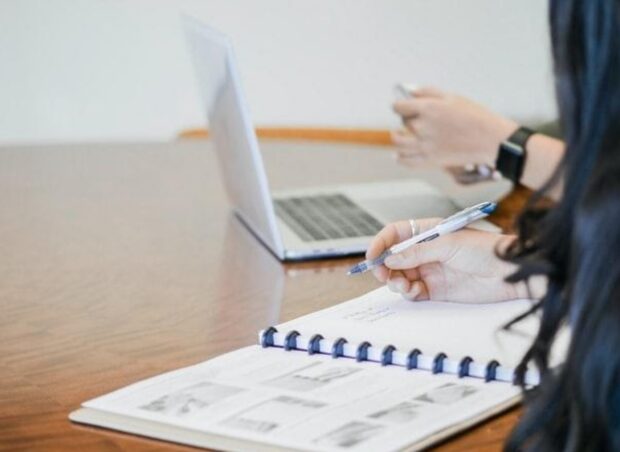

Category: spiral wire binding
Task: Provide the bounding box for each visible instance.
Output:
[406,348,423,370]
[356,341,372,362]
[485,360,500,382]
[261,326,278,348]
[284,330,300,351]
[432,353,448,374]
[331,337,348,358]
[458,356,473,378]
[260,328,515,383]
[381,345,397,366]
[307,334,324,355]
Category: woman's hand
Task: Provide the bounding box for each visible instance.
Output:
[366,218,526,303]
[391,87,518,166]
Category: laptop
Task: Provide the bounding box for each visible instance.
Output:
[184,18,458,261]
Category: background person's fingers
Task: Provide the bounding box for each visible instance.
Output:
[401,117,418,135]
[396,153,427,167]
[391,130,418,148]
[393,98,431,118]
[411,86,445,98]
[393,132,426,160]
[392,131,426,160]
[396,146,426,160]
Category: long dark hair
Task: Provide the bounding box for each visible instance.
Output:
[503,0,620,450]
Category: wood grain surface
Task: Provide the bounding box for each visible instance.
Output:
[0,132,530,451]
[178,127,393,146]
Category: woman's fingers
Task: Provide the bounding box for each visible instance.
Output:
[388,268,420,290]
[367,218,443,284]
[386,268,428,300]
[366,221,415,260]
[384,234,455,269]
[403,280,430,301]
[387,271,411,294]
[372,265,390,283]
[367,223,409,283]
[386,255,422,297]
[366,218,443,260]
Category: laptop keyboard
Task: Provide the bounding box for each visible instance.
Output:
[274,194,383,242]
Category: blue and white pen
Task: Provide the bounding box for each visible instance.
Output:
[347,201,497,276]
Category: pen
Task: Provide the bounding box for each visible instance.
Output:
[347,201,497,276]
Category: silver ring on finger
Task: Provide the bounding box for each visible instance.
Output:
[409,219,419,237]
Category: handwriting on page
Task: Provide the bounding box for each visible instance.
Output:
[341,306,396,323]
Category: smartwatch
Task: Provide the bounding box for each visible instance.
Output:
[495,126,535,184]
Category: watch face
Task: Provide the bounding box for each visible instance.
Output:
[496,127,533,184]
[497,142,524,183]
[500,140,524,157]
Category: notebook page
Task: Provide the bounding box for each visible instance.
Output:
[79,345,520,452]
[274,286,540,371]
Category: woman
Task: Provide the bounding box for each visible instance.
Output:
[368,0,620,449]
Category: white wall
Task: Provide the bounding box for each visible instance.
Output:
[0,0,555,145]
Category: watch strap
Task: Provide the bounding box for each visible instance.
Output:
[496,126,535,183]
[507,126,535,149]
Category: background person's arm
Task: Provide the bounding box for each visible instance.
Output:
[392,87,564,199]
[520,133,564,199]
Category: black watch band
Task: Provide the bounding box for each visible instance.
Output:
[495,126,535,184]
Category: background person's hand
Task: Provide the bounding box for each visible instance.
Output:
[391,87,518,166]
[366,218,525,303]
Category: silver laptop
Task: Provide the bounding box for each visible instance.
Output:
[184,18,457,261]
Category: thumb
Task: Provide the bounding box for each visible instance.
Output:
[384,235,454,270]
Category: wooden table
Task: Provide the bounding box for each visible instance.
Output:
[0,132,529,451]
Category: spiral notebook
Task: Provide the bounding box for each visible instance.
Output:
[70,286,567,451]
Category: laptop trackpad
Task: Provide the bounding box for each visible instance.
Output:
[360,194,457,224]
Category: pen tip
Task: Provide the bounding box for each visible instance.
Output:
[347,265,365,276]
